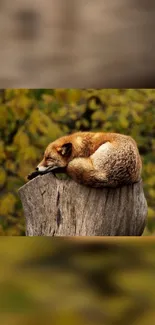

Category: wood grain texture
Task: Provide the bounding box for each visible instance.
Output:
[18,174,147,236]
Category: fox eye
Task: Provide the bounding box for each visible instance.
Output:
[46,156,53,161]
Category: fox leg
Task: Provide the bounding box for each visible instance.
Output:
[66,157,109,188]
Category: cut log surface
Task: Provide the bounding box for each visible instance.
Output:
[18,174,148,236]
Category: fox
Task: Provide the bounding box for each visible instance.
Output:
[29,132,142,188]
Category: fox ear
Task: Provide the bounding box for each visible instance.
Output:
[57,143,72,156]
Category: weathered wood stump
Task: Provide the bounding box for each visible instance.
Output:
[18,174,147,236]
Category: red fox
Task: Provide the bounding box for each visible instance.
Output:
[35,132,142,188]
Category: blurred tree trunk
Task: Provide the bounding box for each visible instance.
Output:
[18,174,147,236]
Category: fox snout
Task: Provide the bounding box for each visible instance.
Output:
[36,166,47,172]
[36,162,66,175]
[36,157,65,173]
[36,158,49,172]
[36,162,58,172]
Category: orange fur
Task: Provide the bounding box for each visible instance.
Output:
[37,132,142,188]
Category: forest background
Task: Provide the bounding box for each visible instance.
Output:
[0,88,155,236]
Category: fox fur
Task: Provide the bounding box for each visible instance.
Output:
[36,132,142,188]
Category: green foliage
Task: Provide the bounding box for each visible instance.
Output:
[0,89,155,235]
[0,238,155,324]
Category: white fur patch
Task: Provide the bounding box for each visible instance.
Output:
[37,166,48,172]
[91,142,112,169]
[92,142,111,156]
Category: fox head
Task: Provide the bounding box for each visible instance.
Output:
[36,141,73,173]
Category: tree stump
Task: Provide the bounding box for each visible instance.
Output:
[18,174,147,236]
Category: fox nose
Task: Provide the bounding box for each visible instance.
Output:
[35,167,39,171]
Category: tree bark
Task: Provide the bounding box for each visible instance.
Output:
[18,174,147,236]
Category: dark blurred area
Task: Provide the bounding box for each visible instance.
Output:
[0,0,155,87]
[0,238,155,325]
